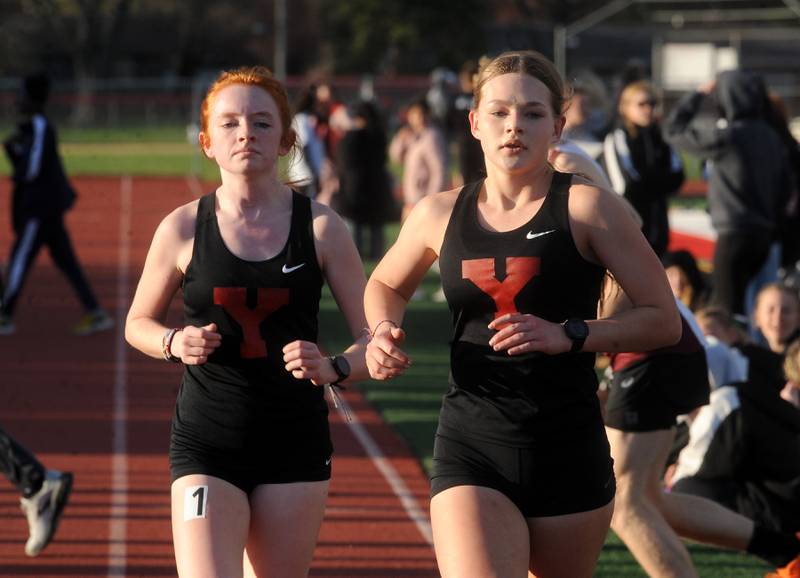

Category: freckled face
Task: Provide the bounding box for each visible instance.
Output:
[469,73,564,176]
[200,84,288,176]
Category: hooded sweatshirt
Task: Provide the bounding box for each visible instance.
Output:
[665,71,791,236]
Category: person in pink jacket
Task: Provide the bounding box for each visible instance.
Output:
[389,98,448,221]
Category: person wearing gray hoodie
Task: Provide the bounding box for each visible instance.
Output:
[665,70,792,318]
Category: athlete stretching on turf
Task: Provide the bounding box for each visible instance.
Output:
[603,286,800,578]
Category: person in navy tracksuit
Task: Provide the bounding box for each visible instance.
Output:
[1,73,111,336]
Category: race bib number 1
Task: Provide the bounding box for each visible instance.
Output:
[184,485,208,521]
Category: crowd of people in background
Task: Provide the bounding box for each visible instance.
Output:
[286,61,800,311]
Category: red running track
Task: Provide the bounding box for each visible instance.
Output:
[0,177,437,577]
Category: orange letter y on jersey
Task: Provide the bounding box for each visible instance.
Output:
[214,287,290,358]
[462,257,540,318]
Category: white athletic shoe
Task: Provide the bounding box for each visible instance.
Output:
[20,470,73,556]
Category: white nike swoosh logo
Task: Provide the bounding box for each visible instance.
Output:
[281,263,306,274]
[526,229,556,240]
[620,377,635,389]
[325,457,332,466]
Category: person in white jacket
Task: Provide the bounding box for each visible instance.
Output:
[286,85,325,198]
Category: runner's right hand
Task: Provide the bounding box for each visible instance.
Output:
[366,326,410,380]
[171,323,221,365]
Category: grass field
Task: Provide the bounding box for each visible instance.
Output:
[0,125,221,180]
[0,128,765,576]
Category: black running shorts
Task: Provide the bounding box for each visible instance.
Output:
[605,352,710,432]
[430,425,615,517]
[169,419,333,495]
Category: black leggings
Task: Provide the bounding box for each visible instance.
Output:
[711,231,772,316]
[0,424,45,498]
[1,214,99,317]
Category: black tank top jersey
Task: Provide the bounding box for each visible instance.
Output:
[172,191,327,453]
[438,173,606,446]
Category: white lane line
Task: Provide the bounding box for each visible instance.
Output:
[335,396,434,546]
[108,175,132,576]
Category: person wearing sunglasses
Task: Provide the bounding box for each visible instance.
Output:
[602,81,685,258]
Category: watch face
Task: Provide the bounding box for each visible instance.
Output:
[565,319,589,340]
[334,355,351,378]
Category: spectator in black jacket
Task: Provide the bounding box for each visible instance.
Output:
[335,101,397,260]
[602,80,684,257]
[1,73,112,336]
[665,71,792,317]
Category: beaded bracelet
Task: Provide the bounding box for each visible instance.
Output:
[161,327,183,363]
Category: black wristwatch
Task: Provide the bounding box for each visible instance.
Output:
[328,355,351,385]
[563,318,589,353]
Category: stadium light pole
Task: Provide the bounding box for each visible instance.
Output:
[274,0,287,81]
